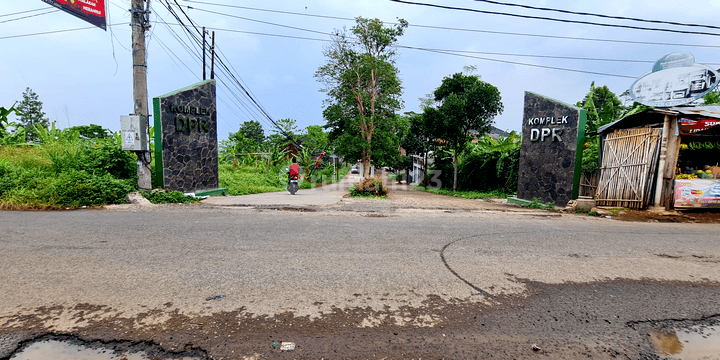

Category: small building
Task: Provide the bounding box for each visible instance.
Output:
[596,106,720,210]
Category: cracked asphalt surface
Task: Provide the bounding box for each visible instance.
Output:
[1,186,720,359]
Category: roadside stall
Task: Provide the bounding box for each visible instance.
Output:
[673,118,720,208]
[595,106,720,210]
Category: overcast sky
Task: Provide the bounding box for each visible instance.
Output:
[2,0,719,140]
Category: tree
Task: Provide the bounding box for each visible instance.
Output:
[228,120,266,153]
[425,72,503,191]
[576,83,624,175]
[16,87,50,143]
[70,124,112,140]
[316,17,408,178]
[234,120,266,145]
[302,125,329,152]
[267,118,299,147]
[576,82,623,133]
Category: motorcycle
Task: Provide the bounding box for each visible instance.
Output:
[287,174,299,195]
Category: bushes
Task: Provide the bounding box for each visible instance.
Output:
[140,190,200,204]
[0,139,138,208]
[0,166,134,208]
[218,164,285,195]
[350,177,387,197]
[428,133,520,193]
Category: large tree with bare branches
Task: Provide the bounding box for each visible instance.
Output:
[316,17,408,178]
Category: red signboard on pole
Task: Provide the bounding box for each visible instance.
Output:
[41,0,107,30]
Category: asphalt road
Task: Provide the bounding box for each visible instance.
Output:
[1,206,719,359]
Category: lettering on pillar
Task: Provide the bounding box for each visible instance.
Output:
[171,104,211,133]
[528,116,567,142]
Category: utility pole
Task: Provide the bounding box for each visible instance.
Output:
[131,0,152,190]
[202,26,206,80]
[210,31,215,80]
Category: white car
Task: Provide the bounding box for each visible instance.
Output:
[351,165,359,174]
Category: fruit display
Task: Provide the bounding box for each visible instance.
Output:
[676,173,698,180]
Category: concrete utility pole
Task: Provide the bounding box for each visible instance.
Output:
[131,0,152,190]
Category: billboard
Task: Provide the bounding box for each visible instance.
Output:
[41,0,106,31]
[629,53,719,108]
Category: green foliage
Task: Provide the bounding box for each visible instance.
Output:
[430,132,520,193]
[704,90,720,105]
[302,125,329,152]
[425,72,504,191]
[69,124,112,140]
[415,186,512,200]
[587,210,598,216]
[349,177,387,197]
[581,137,600,175]
[0,135,138,208]
[316,17,408,177]
[44,138,137,179]
[140,190,200,204]
[267,118,299,147]
[525,197,556,210]
[16,87,50,143]
[0,165,135,208]
[577,82,624,133]
[218,164,285,195]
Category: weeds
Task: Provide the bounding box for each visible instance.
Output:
[140,190,200,204]
[350,177,387,197]
[415,186,512,201]
[525,198,557,210]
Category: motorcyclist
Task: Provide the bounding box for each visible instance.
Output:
[289,158,300,181]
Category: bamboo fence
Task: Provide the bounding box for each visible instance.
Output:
[595,127,661,209]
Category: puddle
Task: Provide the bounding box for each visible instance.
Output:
[650,325,720,359]
[10,340,203,360]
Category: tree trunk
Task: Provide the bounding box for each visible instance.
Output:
[363,158,371,179]
[453,153,458,192]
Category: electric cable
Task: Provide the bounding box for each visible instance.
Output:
[470,0,720,31]
[389,0,720,37]
[0,23,127,40]
[0,9,60,24]
[174,0,720,48]
[155,3,274,130]
[167,1,300,142]
[0,8,49,18]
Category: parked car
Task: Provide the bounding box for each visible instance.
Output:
[351,165,359,174]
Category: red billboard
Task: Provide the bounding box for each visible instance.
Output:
[41,0,106,30]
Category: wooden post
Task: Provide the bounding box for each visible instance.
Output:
[652,115,671,209]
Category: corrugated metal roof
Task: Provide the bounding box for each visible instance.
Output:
[597,105,720,134]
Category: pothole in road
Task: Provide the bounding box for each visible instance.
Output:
[9,338,204,360]
[650,325,720,359]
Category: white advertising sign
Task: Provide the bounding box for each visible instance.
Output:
[629,53,719,108]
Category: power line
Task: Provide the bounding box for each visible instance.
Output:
[0,8,49,18]
[0,23,127,40]
[471,0,720,31]
[0,9,60,24]
[175,1,720,49]
[155,20,715,79]
[390,0,720,37]
[187,7,331,36]
[158,0,284,134]
[156,23,675,65]
[403,47,637,79]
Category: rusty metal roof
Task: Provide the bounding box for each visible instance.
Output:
[597,105,720,134]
